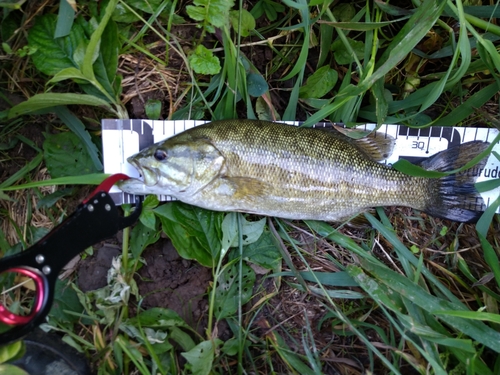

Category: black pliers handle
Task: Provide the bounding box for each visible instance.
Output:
[0,174,141,345]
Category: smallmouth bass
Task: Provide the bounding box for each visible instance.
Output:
[118,120,490,223]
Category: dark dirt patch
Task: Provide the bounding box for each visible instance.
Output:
[77,237,212,333]
[136,238,212,332]
[77,244,121,292]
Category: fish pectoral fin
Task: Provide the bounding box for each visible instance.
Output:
[223,176,269,200]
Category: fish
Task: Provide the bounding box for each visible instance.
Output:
[118,119,490,223]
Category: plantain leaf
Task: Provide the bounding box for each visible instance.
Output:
[8,93,114,118]
[215,262,255,320]
[27,13,85,75]
[43,131,99,178]
[242,231,281,269]
[181,340,221,375]
[52,106,103,171]
[154,202,224,267]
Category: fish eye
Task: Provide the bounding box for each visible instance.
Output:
[154,149,168,161]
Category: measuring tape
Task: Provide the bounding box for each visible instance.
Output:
[102,120,500,213]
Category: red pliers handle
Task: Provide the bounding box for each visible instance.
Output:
[0,174,142,345]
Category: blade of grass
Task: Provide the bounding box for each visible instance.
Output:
[433,82,499,126]
[0,174,109,191]
[281,0,309,119]
[0,153,43,189]
[435,310,500,324]
[476,196,500,288]
[82,0,118,80]
[356,259,500,352]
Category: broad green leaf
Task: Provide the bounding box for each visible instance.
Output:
[250,0,285,21]
[130,221,160,258]
[0,340,24,363]
[0,364,28,375]
[170,326,197,352]
[8,93,114,118]
[43,131,99,178]
[188,45,221,75]
[127,307,193,330]
[181,340,221,375]
[99,18,120,90]
[126,0,167,14]
[53,106,103,171]
[139,195,159,230]
[229,9,255,36]
[331,37,365,65]
[36,187,74,209]
[186,0,234,31]
[48,67,91,84]
[113,3,139,23]
[27,13,85,75]
[220,213,265,260]
[247,72,268,97]
[215,262,255,319]
[242,230,281,269]
[331,3,355,21]
[115,336,149,374]
[51,279,83,323]
[155,202,223,267]
[81,0,117,80]
[299,65,338,98]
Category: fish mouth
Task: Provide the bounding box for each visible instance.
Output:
[129,159,158,186]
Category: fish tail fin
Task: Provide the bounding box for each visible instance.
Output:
[422,141,490,223]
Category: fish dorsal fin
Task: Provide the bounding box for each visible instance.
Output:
[352,133,395,161]
[322,126,395,161]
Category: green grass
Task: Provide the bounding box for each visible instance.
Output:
[1,0,500,374]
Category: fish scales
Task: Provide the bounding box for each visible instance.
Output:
[119,120,489,223]
[195,121,426,220]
